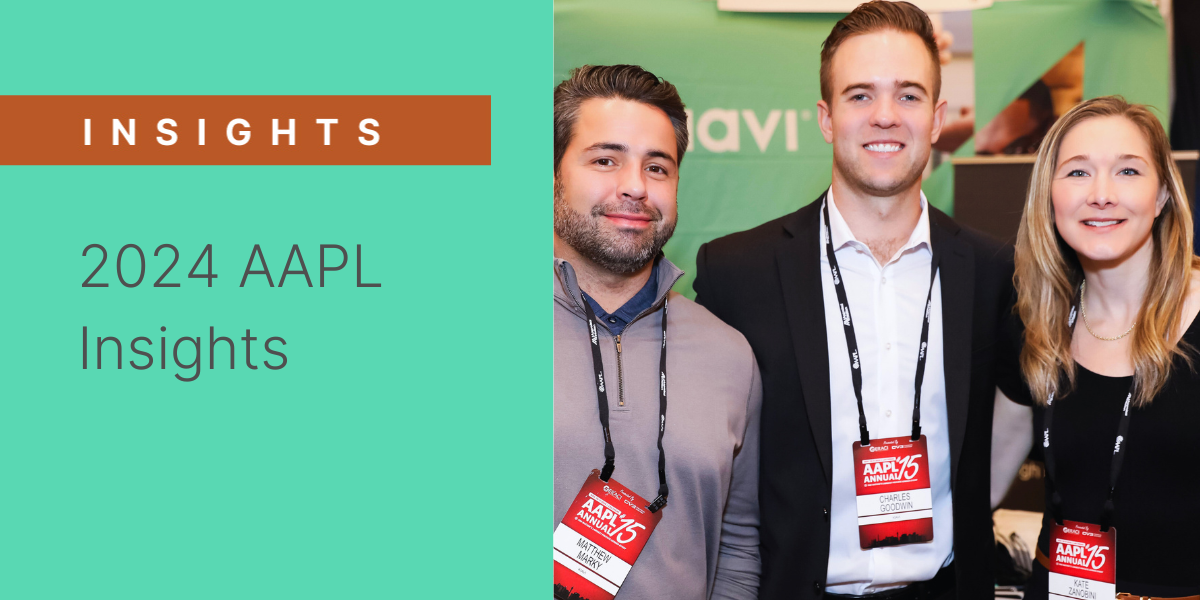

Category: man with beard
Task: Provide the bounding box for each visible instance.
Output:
[693,3,1014,599]
[553,64,762,600]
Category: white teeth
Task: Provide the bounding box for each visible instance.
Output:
[1084,220,1121,227]
[865,143,902,152]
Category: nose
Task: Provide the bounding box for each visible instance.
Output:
[871,96,899,129]
[616,164,648,202]
[1089,173,1117,208]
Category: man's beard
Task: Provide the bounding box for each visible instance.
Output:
[833,144,927,197]
[553,181,676,275]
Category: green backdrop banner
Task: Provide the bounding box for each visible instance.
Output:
[555,0,1168,299]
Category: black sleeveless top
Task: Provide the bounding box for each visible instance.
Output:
[1000,316,1200,596]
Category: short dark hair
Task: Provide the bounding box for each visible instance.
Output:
[553,64,689,174]
[820,1,941,104]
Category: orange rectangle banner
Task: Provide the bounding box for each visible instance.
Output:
[0,96,490,165]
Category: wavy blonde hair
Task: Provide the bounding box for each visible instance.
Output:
[1015,95,1198,407]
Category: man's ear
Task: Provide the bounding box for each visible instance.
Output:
[817,100,834,144]
[929,97,949,145]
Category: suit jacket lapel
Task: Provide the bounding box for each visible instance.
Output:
[776,197,834,483]
[930,209,973,489]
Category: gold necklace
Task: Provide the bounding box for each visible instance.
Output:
[1080,280,1137,341]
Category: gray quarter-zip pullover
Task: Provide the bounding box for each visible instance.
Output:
[554,257,762,599]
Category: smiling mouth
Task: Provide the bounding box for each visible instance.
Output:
[604,213,654,228]
[864,143,904,153]
[1083,219,1125,228]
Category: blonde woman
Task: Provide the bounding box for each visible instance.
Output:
[1001,96,1200,597]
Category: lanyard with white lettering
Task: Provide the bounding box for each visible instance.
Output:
[822,201,939,446]
[1043,284,1134,531]
[580,295,669,513]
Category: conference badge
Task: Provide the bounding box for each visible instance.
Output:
[852,435,934,549]
[553,470,662,600]
[1048,520,1116,600]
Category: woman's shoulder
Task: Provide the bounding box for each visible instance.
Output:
[997,310,1036,406]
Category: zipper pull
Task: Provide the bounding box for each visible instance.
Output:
[615,334,624,407]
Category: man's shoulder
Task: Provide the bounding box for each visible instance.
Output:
[930,206,1014,269]
[702,201,820,262]
[666,292,755,360]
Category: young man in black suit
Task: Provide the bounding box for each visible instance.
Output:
[693,3,1013,599]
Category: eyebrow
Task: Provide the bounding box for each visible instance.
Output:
[840,80,929,96]
[582,141,678,166]
[646,149,678,166]
[1058,154,1149,167]
[583,142,627,154]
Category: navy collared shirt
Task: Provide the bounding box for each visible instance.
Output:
[582,260,660,337]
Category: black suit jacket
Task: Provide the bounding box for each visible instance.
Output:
[695,193,1014,600]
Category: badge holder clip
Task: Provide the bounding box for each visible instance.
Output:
[647,493,668,513]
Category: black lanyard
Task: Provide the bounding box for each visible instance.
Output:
[822,201,939,446]
[1043,283,1134,531]
[581,295,669,513]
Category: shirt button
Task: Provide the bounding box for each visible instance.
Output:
[886,409,893,417]
[881,276,887,285]
[823,507,829,521]
[814,582,824,593]
[608,318,617,323]
[885,342,892,350]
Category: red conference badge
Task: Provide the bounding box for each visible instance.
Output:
[852,435,934,549]
[1048,520,1116,600]
[553,470,662,600]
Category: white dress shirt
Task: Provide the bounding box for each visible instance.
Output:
[820,189,954,594]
